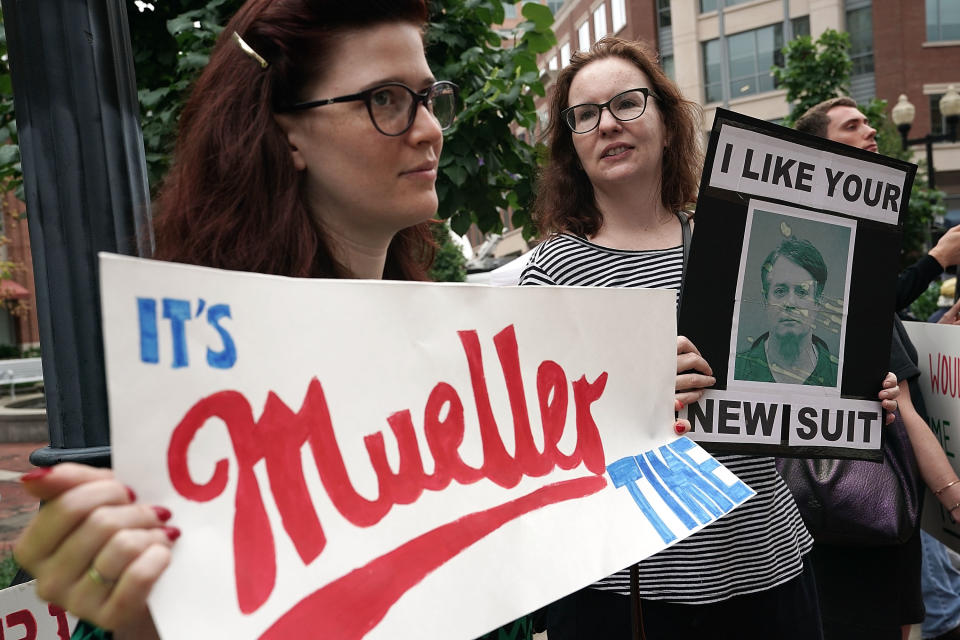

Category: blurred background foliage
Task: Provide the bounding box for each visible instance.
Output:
[0,0,552,238]
[772,28,945,269]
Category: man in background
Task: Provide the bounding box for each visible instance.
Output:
[796,96,960,640]
[796,97,960,309]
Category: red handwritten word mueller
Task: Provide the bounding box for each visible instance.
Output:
[167,325,610,637]
[929,352,960,398]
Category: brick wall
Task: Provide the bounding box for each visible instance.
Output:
[873,2,960,140]
[2,194,39,348]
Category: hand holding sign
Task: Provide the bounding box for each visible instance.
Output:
[880,372,900,423]
[94,255,753,640]
[675,336,716,407]
[929,225,960,270]
[938,299,960,326]
[14,464,174,634]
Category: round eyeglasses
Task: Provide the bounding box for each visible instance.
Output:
[561,88,658,134]
[277,81,460,137]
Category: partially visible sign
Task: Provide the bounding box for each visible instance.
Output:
[99,255,753,640]
[680,109,915,460]
[905,322,960,550]
[0,581,76,639]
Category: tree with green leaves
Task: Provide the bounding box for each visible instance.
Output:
[426,0,554,237]
[0,0,552,241]
[428,222,468,282]
[876,120,946,270]
[0,14,21,202]
[129,0,245,186]
[0,13,33,296]
[771,29,853,127]
[0,1,246,198]
[771,27,945,268]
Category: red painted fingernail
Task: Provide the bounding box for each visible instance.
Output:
[152,506,172,522]
[20,467,52,482]
[126,486,137,502]
[163,526,181,542]
[675,399,684,411]
[675,422,686,435]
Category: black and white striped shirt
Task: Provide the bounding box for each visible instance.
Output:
[519,233,813,604]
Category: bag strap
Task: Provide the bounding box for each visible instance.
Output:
[630,562,646,640]
[676,210,692,317]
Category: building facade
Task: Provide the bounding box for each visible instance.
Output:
[0,192,40,351]
[534,0,960,220]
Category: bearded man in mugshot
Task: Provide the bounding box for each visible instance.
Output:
[735,236,838,387]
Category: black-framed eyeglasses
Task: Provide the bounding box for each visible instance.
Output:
[561,87,659,134]
[277,81,460,137]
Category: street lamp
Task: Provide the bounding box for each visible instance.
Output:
[892,87,960,288]
[891,85,960,191]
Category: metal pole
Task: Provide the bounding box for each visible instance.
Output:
[718,0,730,108]
[926,140,943,248]
[782,0,792,42]
[0,0,153,468]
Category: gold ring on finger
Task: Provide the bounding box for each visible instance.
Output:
[86,566,116,588]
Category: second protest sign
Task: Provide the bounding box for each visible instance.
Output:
[679,109,916,460]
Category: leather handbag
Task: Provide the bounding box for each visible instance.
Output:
[775,410,921,546]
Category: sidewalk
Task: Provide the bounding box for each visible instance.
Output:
[0,442,43,553]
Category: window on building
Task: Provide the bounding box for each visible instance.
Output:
[700,0,753,13]
[548,55,559,71]
[773,16,811,68]
[547,0,565,13]
[657,0,670,27]
[662,54,675,81]
[578,20,591,50]
[791,16,811,39]
[593,4,608,40]
[946,194,960,226]
[930,93,951,135]
[504,2,517,18]
[927,0,960,41]
[727,26,776,97]
[701,17,810,104]
[702,39,723,103]
[612,0,627,32]
[847,6,874,75]
[560,42,571,67]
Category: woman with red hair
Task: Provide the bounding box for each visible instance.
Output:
[13,0,460,637]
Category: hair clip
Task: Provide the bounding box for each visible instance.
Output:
[233,31,268,69]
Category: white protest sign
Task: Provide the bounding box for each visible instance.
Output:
[0,581,76,639]
[710,125,910,224]
[904,322,960,549]
[99,254,753,640]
